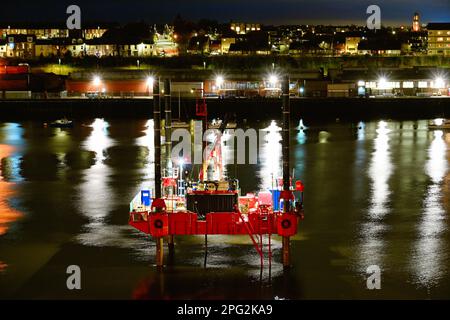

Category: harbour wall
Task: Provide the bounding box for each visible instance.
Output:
[0,97,449,121]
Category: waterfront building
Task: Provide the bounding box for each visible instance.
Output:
[427,23,450,55]
[332,67,450,97]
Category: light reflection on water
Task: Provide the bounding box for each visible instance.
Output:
[357,120,392,272]
[258,120,282,191]
[76,119,116,243]
[0,123,25,274]
[1,118,450,298]
[410,130,449,288]
[0,144,22,237]
[0,123,25,237]
[136,119,155,191]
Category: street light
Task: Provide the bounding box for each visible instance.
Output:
[146,76,155,87]
[93,75,101,87]
[215,75,224,88]
[269,74,278,87]
[378,77,388,90]
[146,76,155,96]
[433,77,445,89]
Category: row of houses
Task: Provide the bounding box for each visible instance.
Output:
[0,24,178,59]
[0,25,108,40]
[0,35,170,59]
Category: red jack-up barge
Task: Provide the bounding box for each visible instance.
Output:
[128,76,304,268]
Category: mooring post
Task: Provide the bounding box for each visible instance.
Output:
[164,78,175,251]
[281,75,291,268]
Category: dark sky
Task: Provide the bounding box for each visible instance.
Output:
[1,0,449,25]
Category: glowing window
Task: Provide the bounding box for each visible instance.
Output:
[403,81,414,88]
[418,81,428,88]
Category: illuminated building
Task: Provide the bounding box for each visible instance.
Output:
[412,12,421,32]
[82,27,108,40]
[0,25,107,40]
[220,37,236,54]
[230,22,261,35]
[0,26,69,39]
[153,25,178,57]
[427,23,450,56]
[334,67,450,96]
[1,35,35,58]
[0,41,6,57]
[345,37,362,54]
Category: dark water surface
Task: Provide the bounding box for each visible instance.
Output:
[0,118,449,299]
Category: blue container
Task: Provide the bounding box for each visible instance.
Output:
[271,189,281,211]
[141,190,151,207]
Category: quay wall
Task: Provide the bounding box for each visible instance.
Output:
[0,97,449,121]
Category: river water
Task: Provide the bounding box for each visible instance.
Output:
[0,118,449,299]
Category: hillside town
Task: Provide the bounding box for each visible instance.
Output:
[0,13,449,59]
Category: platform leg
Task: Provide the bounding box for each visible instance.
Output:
[156,237,164,267]
[203,235,208,267]
[282,236,290,268]
[168,235,175,252]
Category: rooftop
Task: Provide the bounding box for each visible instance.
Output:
[427,23,450,30]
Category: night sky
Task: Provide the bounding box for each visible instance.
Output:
[1,0,449,25]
